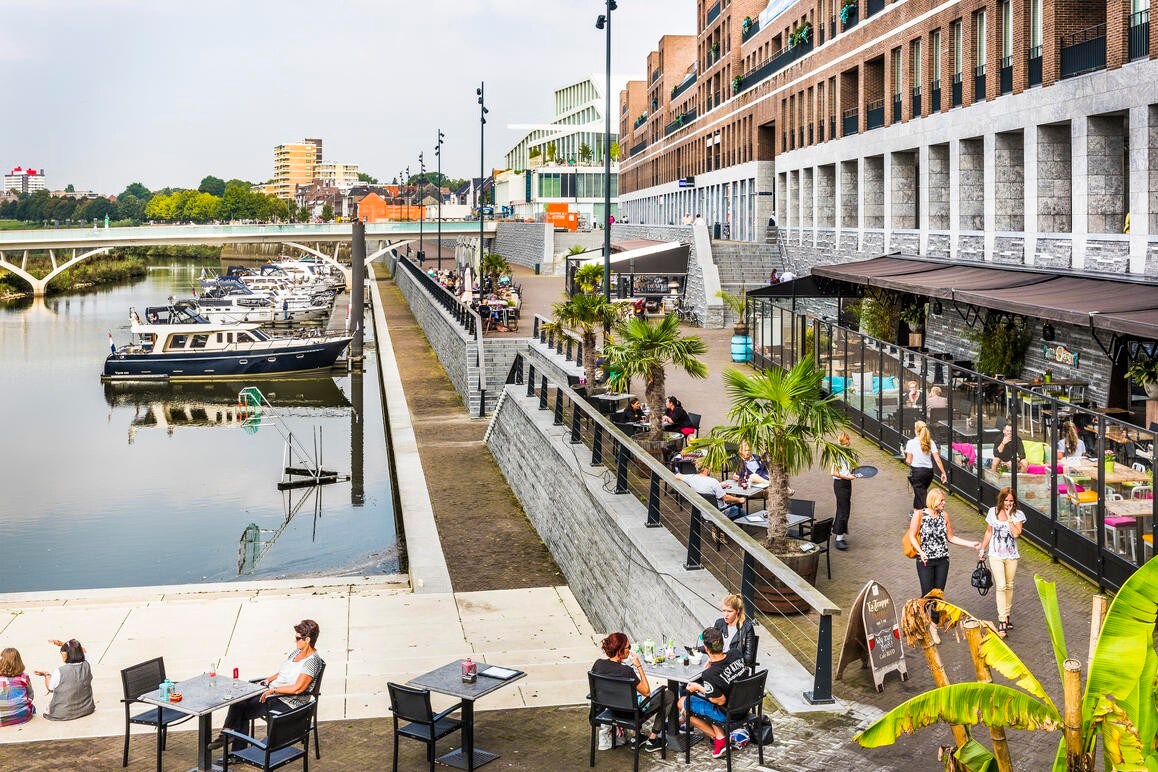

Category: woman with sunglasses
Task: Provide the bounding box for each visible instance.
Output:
[977,487,1025,638]
[214,620,323,751]
[908,488,980,603]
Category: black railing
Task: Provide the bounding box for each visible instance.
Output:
[664,108,698,136]
[671,73,697,100]
[651,68,660,84]
[1028,45,1043,85]
[931,79,941,112]
[892,96,902,123]
[951,72,963,106]
[974,65,986,102]
[818,120,825,142]
[865,99,884,130]
[707,0,721,25]
[630,138,648,156]
[808,124,814,145]
[1060,23,1107,78]
[817,22,825,45]
[1130,10,1150,61]
[830,17,837,39]
[842,6,858,31]
[842,108,859,136]
[737,38,814,92]
[742,17,761,42]
[1000,55,1013,93]
[751,298,1158,593]
[866,0,884,16]
[829,117,836,140]
[911,86,921,117]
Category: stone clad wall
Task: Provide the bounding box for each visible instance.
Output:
[495,222,553,269]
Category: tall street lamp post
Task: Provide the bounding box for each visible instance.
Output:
[596,1,617,302]
[477,83,488,278]
[436,129,445,271]
[418,152,426,265]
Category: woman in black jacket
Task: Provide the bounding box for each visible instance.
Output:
[712,594,756,668]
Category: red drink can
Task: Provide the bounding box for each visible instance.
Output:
[233,668,239,680]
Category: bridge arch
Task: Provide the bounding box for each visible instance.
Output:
[0,247,112,296]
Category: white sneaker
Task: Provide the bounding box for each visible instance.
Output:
[597,725,613,750]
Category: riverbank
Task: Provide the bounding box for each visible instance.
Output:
[0,245,220,299]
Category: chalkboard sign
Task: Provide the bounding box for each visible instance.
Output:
[836,580,908,692]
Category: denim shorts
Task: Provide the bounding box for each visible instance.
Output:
[687,694,726,723]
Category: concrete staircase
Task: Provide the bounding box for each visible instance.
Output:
[710,237,785,324]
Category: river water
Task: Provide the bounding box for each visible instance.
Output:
[0,263,399,593]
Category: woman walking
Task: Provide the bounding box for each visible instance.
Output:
[831,432,858,550]
[977,487,1025,637]
[905,421,948,518]
[907,488,980,601]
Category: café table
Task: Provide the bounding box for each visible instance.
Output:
[591,392,634,415]
[736,510,814,538]
[1107,498,1155,519]
[721,480,769,514]
[639,657,708,752]
[1066,461,1151,486]
[140,673,265,772]
[408,659,526,770]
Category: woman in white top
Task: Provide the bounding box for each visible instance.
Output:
[1056,421,1087,468]
[831,432,859,550]
[217,620,324,751]
[904,421,948,518]
[977,487,1026,638]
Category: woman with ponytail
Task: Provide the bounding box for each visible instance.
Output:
[1056,420,1087,467]
[904,420,948,518]
[590,632,673,753]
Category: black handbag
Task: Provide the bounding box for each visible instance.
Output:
[971,560,994,596]
[747,714,775,746]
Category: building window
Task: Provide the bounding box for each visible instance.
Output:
[912,39,922,83]
[952,21,963,76]
[976,11,986,67]
[932,30,942,81]
[1030,0,1042,49]
[892,48,902,96]
[1001,2,1013,59]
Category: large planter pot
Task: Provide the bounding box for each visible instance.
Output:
[730,333,753,363]
[636,436,682,464]
[908,332,924,348]
[751,540,820,615]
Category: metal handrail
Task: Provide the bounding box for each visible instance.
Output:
[532,314,585,369]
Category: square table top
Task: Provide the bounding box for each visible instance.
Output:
[592,392,634,403]
[1107,498,1156,518]
[721,481,769,498]
[640,657,708,685]
[141,674,264,717]
[738,511,811,529]
[1067,461,1151,485]
[408,659,526,701]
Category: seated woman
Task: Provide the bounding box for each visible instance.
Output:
[906,381,920,406]
[215,620,323,751]
[731,442,769,486]
[713,594,757,668]
[0,648,35,727]
[615,397,645,423]
[661,396,694,434]
[34,639,94,721]
[590,632,672,754]
[989,424,1029,473]
[1057,421,1088,468]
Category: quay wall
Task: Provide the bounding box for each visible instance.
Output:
[495,222,553,270]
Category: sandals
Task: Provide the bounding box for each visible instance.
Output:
[996,620,1008,638]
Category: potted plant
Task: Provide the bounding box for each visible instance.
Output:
[480,252,510,286]
[731,74,743,93]
[687,360,856,608]
[900,302,927,348]
[716,286,751,362]
[710,41,719,59]
[741,15,753,34]
[969,315,1032,378]
[840,0,857,25]
[548,293,622,393]
[1126,358,1158,400]
[675,112,686,126]
[528,147,543,169]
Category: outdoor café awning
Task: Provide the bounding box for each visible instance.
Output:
[809,256,1158,338]
[577,239,690,275]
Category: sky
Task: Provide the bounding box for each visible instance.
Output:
[0,0,695,194]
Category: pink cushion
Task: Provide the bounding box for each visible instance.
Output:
[1105,517,1135,528]
[1026,464,1049,475]
[1059,482,1085,495]
[680,428,696,436]
[951,442,977,466]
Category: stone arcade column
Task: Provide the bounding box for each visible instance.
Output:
[1127,106,1150,273]
[1071,118,1089,271]
[984,133,997,261]
[857,156,867,253]
[840,160,859,253]
[882,151,893,251]
[949,138,961,259]
[803,167,815,246]
[1023,126,1039,265]
[919,144,931,255]
[1036,122,1074,269]
[994,131,1026,264]
[928,144,951,257]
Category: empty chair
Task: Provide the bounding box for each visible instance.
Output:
[221,703,313,772]
[120,657,194,770]
[810,518,834,580]
[683,669,768,771]
[587,671,667,772]
[387,682,462,772]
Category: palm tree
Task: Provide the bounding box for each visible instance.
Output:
[549,293,622,390]
[480,252,510,286]
[686,358,854,552]
[573,262,603,295]
[856,563,1158,771]
[578,142,593,163]
[602,314,708,440]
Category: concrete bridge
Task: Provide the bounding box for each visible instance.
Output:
[0,222,495,295]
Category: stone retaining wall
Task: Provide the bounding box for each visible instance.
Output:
[495,222,553,270]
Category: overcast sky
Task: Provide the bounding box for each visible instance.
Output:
[0,0,695,194]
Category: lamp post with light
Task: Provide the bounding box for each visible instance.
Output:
[418,152,426,265]
[435,129,445,270]
[596,0,617,302]
[476,83,489,277]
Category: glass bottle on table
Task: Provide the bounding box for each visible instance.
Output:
[208,662,217,687]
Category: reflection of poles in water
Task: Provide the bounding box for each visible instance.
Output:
[351,371,364,506]
[236,484,324,575]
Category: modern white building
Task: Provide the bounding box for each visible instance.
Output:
[4,167,46,194]
[504,76,625,171]
[314,162,361,192]
[493,166,619,227]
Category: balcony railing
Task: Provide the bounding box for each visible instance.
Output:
[808,124,814,145]
[664,108,698,136]
[973,64,986,102]
[930,79,941,112]
[650,69,660,84]
[671,74,697,101]
[829,117,836,140]
[706,1,721,25]
[951,72,963,106]
[829,17,836,40]
[1060,23,1107,78]
[892,96,902,122]
[1000,55,1013,93]
[630,139,647,156]
[842,6,858,31]
[866,99,885,129]
[1028,45,1043,86]
[865,0,884,17]
[911,86,921,117]
[737,38,814,92]
[1129,10,1150,61]
[842,107,859,136]
[633,114,647,129]
[741,17,761,42]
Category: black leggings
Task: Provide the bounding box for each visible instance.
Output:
[832,479,852,536]
[222,694,294,748]
[909,467,934,510]
[915,556,950,598]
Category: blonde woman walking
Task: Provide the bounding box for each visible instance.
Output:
[977,487,1025,637]
[904,420,948,518]
[908,488,980,600]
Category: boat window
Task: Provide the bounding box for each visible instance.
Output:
[190,334,209,349]
[166,334,189,351]
[227,332,234,343]
[216,333,223,343]
[236,332,254,342]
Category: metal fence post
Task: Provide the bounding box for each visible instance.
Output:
[591,424,604,466]
[741,552,756,618]
[615,441,629,494]
[804,614,835,704]
[554,388,565,425]
[570,400,582,443]
[646,472,662,527]
[685,508,704,570]
[527,364,536,397]
[539,376,549,410]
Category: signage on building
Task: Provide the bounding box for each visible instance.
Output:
[836,580,908,692]
[1043,343,1079,369]
[678,177,695,188]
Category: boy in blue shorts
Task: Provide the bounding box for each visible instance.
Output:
[679,626,750,758]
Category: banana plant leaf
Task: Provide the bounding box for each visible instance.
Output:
[1087,695,1153,771]
[977,626,1058,714]
[952,738,998,772]
[855,683,1062,748]
[1033,574,1069,686]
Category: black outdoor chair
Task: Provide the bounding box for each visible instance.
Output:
[587,671,668,772]
[746,634,760,670]
[120,657,195,770]
[698,491,727,550]
[387,682,463,772]
[221,703,313,772]
[684,669,768,771]
[809,517,835,580]
[787,498,816,537]
[257,660,326,760]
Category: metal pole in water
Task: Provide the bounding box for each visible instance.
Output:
[350,219,366,365]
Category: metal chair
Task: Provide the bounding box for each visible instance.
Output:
[387,682,463,772]
[809,518,834,580]
[684,669,768,771]
[259,660,326,760]
[1061,474,1098,536]
[120,657,195,770]
[587,671,668,772]
[221,703,313,772]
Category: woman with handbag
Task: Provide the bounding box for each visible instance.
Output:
[906,488,980,603]
[977,487,1025,638]
[904,421,948,519]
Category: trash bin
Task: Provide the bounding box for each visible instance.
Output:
[534,263,541,275]
[713,222,722,239]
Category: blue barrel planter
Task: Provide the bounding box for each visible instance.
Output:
[731,334,753,362]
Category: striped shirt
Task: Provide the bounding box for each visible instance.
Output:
[0,674,35,727]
